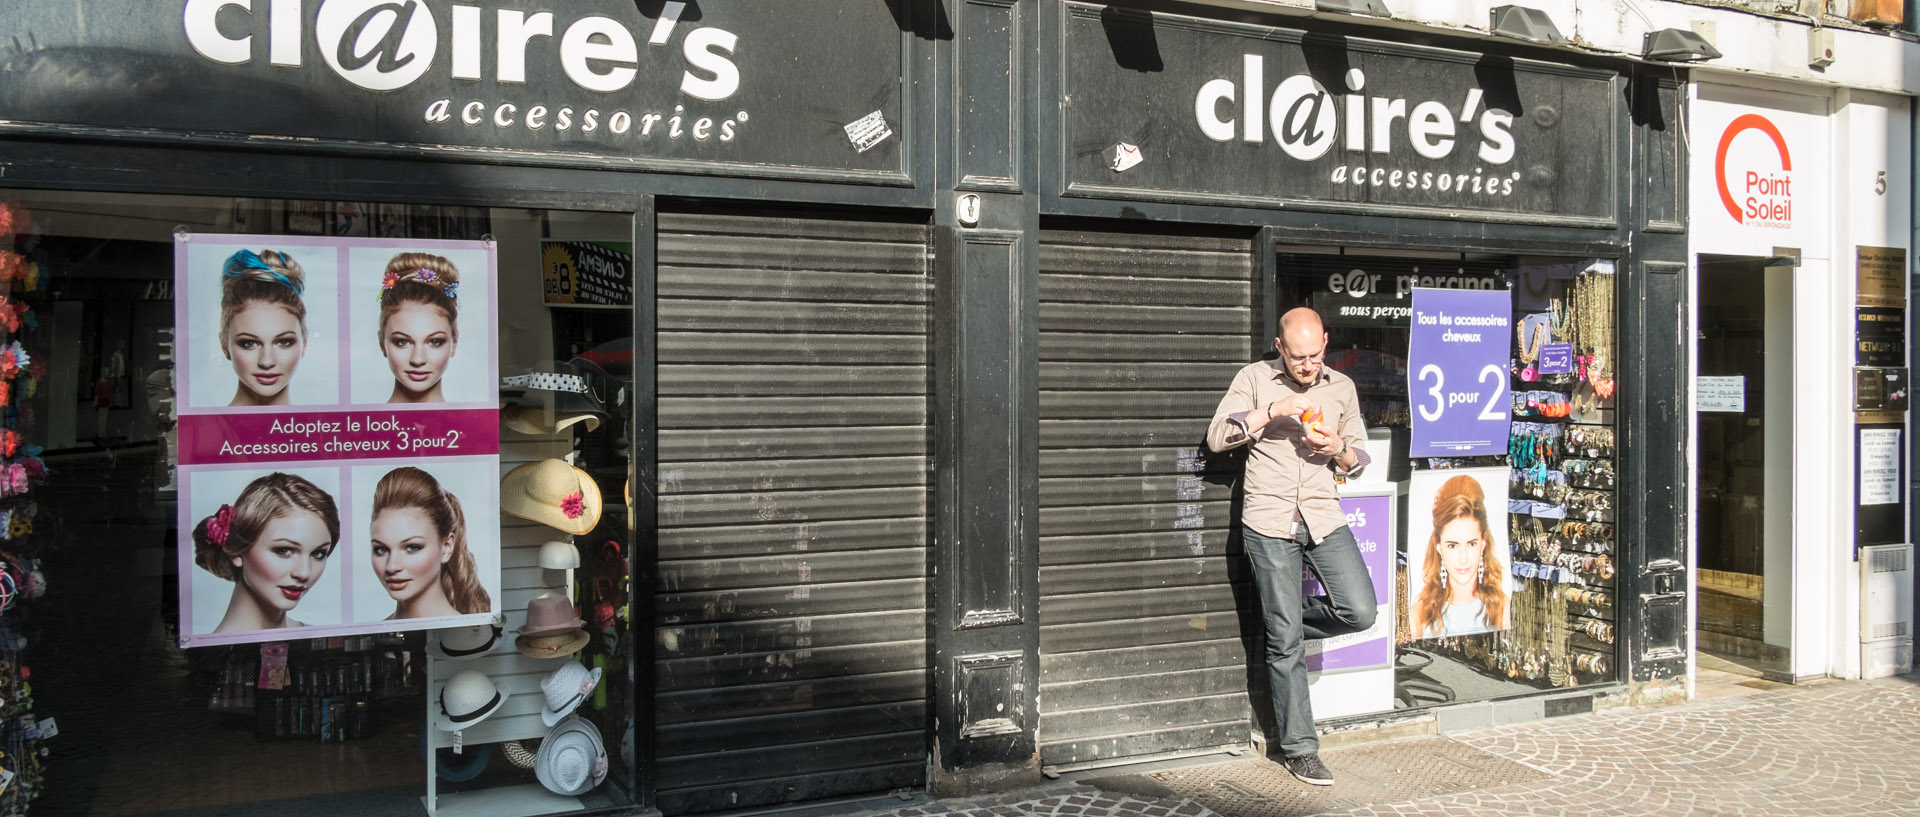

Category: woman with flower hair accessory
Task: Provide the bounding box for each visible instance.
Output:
[369,466,490,618]
[192,472,341,633]
[219,248,311,406]
[375,252,462,403]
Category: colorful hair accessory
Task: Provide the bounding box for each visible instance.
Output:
[381,268,457,301]
[560,491,585,520]
[0,252,25,284]
[222,249,305,296]
[0,299,19,333]
[1,430,21,458]
[207,504,235,546]
[0,510,13,541]
[6,511,27,540]
[0,204,26,240]
[22,261,40,292]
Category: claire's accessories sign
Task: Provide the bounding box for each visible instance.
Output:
[0,2,906,173]
[173,233,501,647]
[1062,5,1616,221]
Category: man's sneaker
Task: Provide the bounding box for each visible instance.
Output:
[1283,753,1334,786]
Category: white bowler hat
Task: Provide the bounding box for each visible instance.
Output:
[435,669,511,733]
[539,540,581,570]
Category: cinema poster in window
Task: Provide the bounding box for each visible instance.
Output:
[172,233,500,646]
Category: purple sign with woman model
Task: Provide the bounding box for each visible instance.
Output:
[1302,492,1395,672]
[1408,287,1512,457]
[173,234,500,647]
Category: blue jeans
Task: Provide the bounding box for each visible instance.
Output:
[1243,520,1378,758]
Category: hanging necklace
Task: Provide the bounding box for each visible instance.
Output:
[1518,320,1548,363]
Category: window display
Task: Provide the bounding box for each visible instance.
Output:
[0,190,635,817]
[1284,252,1619,709]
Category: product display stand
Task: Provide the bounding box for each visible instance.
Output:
[423,425,580,817]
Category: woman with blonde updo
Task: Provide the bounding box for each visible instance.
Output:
[193,472,341,633]
[369,466,491,618]
[220,249,309,406]
[376,252,461,403]
[1412,474,1509,639]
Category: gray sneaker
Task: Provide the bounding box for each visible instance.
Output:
[1283,752,1334,786]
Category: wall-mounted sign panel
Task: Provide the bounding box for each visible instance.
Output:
[1687,85,1830,257]
[0,2,909,176]
[1060,4,1618,221]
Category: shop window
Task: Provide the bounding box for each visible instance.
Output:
[0,191,636,816]
[1281,249,1619,714]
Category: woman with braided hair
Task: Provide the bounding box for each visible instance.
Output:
[375,251,462,403]
[369,466,491,619]
[192,472,341,633]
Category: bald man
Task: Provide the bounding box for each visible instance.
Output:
[1206,307,1377,786]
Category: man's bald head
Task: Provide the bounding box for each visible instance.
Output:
[1280,307,1324,346]
[1276,308,1329,386]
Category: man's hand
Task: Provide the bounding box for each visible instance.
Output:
[1303,426,1342,457]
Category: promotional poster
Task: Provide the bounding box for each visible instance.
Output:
[1408,287,1513,457]
[173,234,501,646]
[1302,492,1396,672]
[1405,467,1512,640]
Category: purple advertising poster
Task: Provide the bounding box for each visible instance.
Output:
[1302,492,1395,672]
[173,234,500,647]
[1408,288,1513,457]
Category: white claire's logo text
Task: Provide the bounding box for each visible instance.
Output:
[1194,58,1522,198]
[183,0,747,144]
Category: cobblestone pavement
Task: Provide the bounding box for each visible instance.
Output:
[853,675,1920,817]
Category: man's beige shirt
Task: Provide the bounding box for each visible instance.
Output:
[1205,360,1369,542]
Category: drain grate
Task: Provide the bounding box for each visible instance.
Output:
[1086,738,1551,817]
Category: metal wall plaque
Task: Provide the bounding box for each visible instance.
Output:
[1857,307,1907,367]
[1857,246,1907,308]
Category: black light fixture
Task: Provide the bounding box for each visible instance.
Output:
[1642,28,1722,61]
[1490,5,1565,44]
[1316,0,1392,17]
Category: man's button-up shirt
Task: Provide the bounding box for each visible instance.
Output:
[1205,360,1371,542]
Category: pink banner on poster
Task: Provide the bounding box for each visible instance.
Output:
[178,409,500,465]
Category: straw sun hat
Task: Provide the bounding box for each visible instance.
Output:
[431,623,503,661]
[501,459,602,535]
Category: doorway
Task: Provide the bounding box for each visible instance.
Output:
[1694,255,1793,679]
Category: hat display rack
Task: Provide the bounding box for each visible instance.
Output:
[421,376,616,813]
[0,202,53,816]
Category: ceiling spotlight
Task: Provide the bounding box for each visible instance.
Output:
[1643,28,1722,61]
[1490,5,1565,45]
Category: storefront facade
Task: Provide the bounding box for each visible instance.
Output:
[0,2,1690,815]
[1685,76,1914,683]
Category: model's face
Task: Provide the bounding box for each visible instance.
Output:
[236,511,333,613]
[382,303,456,397]
[1276,332,1327,386]
[227,303,306,400]
[1436,516,1486,590]
[370,507,450,604]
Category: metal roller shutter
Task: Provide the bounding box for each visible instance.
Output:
[653,210,931,813]
[1037,226,1257,767]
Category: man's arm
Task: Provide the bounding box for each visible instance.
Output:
[1330,382,1370,475]
[1206,368,1263,453]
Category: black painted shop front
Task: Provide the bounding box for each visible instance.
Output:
[0,2,1687,815]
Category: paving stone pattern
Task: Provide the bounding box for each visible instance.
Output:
[849,676,1920,817]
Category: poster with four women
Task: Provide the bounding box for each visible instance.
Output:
[172,233,500,646]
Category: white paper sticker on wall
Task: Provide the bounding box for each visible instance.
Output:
[844,110,893,153]
[1105,141,1143,172]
